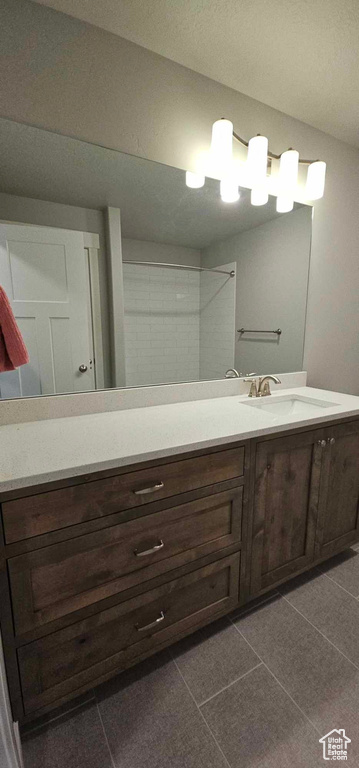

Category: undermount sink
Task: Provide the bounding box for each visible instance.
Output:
[241,394,339,417]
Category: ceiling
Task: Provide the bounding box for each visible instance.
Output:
[32,0,359,149]
[0,118,303,249]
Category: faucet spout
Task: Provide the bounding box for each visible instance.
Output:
[258,375,281,397]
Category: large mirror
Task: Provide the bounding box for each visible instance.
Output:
[0,118,312,399]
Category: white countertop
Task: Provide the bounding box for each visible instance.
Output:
[0,386,358,494]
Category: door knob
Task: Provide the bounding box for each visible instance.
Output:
[328,437,336,445]
[317,440,326,447]
[79,364,88,373]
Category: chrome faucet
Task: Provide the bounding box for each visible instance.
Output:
[257,375,281,397]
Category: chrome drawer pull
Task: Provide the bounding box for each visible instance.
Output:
[135,611,165,632]
[133,481,164,495]
[134,540,164,557]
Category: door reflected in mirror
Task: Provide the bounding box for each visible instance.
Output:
[0,118,312,399]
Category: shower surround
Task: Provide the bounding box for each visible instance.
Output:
[123,260,235,386]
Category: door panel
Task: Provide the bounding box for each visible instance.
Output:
[316,421,359,557]
[0,223,95,397]
[251,429,324,595]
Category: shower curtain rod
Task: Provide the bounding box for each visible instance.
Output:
[122,260,235,277]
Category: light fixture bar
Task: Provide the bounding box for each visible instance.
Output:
[233,130,320,165]
[185,118,326,207]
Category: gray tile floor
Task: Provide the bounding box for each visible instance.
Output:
[22,546,359,768]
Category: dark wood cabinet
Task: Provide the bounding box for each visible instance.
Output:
[250,420,359,596]
[250,429,324,594]
[315,421,359,559]
[1,419,359,724]
[0,441,248,722]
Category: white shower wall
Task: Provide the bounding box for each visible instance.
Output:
[123,262,200,386]
[122,252,236,387]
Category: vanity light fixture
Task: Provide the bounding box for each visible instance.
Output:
[305,160,327,200]
[220,178,240,203]
[276,148,299,213]
[185,171,205,188]
[251,188,269,206]
[276,196,295,214]
[185,118,326,208]
[210,118,234,176]
[247,134,269,206]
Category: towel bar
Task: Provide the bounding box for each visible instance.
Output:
[237,328,282,335]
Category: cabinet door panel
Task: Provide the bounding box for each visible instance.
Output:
[316,421,359,557]
[251,430,324,595]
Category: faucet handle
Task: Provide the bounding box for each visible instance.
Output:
[260,380,271,396]
[244,378,258,398]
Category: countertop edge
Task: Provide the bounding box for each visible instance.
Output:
[1,397,359,495]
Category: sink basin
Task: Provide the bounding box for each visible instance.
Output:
[241,394,339,417]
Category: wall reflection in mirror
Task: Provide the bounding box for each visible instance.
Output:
[0,118,312,399]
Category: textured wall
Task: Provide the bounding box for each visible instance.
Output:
[1,0,359,393]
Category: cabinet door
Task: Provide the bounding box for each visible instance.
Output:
[250,429,324,595]
[315,421,359,558]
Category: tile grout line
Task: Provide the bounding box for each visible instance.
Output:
[169,650,232,768]
[263,662,322,737]
[198,662,263,707]
[277,567,358,602]
[95,698,117,768]
[316,566,359,600]
[229,616,322,737]
[280,593,359,672]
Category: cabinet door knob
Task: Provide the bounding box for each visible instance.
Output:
[328,437,336,445]
[317,440,326,447]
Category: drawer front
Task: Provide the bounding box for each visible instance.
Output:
[9,488,243,635]
[2,447,245,543]
[18,553,240,714]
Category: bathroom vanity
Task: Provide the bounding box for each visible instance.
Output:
[0,386,358,723]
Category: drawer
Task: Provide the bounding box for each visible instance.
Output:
[9,487,243,635]
[2,447,245,543]
[18,553,240,714]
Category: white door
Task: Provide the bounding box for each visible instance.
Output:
[0,224,95,399]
